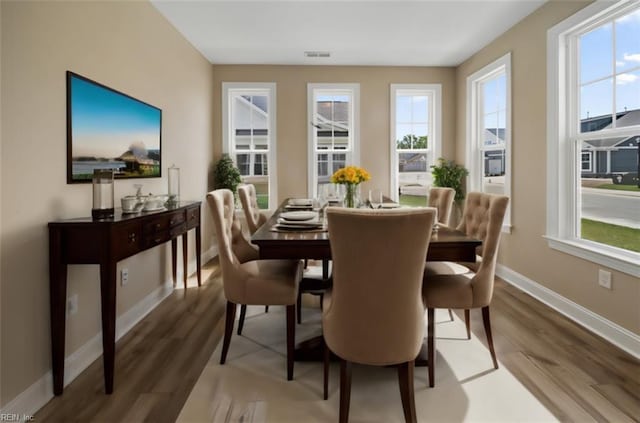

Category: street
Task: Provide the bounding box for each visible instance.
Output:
[581,188,640,229]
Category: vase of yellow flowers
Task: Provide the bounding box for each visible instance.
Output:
[330,165,371,208]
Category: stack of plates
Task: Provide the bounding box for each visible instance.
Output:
[275,211,323,230]
[285,198,314,210]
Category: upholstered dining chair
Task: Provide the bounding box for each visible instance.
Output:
[428,187,455,226]
[207,189,303,380]
[422,192,509,387]
[238,184,267,235]
[322,207,435,423]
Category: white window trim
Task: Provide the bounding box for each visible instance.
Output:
[307,83,360,198]
[466,53,512,233]
[222,82,278,211]
[546,0,640,277]
[389,84,442,202]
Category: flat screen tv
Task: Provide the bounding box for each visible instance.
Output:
[67,71,162,183]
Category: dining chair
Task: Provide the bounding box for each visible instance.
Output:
[422,192,509,387]
[238,184,267,235]
[322,207,435,423]
[427,187,455,226]
[207,189,303,380]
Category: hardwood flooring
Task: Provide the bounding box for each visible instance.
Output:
[36,260,639,422]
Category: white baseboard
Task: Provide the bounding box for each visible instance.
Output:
[173,245,217,289]
[1,278,175,417]
[497,264,640,359]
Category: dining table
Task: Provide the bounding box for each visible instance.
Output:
[250,198,482,364]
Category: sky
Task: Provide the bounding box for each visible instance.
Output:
[70,75,161,158]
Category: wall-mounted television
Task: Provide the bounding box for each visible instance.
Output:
[67,71,162,183]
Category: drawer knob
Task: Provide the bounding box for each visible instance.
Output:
[128,233,136,242]
[155,223,161,229]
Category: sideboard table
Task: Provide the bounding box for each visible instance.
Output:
[48,201,201,395]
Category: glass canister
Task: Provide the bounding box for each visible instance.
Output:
[168,165,180,205]
[91,169,114,219]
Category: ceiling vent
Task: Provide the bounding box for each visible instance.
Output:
[304,51,331,58]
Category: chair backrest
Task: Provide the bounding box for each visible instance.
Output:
[323,207,435,366]
[238,184,267,235]
[206,189,258,302]
[457,192,509,307]
[428,187,455,226]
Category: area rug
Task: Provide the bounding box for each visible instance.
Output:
[177,306,557,422]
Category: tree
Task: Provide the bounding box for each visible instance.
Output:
[396,134,427,149]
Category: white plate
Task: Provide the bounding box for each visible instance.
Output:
[280,211,317,221]
[142,205,166,212]
[289,198,313,206]
[380,203,400,209]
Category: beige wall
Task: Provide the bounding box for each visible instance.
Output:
[0,0,214,405]
[455,0,639,334]
[211,65,456,199]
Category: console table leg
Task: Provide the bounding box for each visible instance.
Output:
[100,260,117,394]
[195,226,202,286]
[171,238,178,286]
[49,228,67,396]
[182,233,188,289]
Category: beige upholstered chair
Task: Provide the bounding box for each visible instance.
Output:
[322,207,435,423]
[238,184,267,235]
[207,189,303,380]
[422,192,509,387]
[428,187,455,226]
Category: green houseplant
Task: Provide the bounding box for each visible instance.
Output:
[213,154,242,197]
[431,158,469,201]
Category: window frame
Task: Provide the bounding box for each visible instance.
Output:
[307,83,360,198]
[466,53,512,233]
[547,0,640,277]
[389,84,442,202]
[222,82,278,210]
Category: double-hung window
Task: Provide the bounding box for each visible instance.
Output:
[222,83,277,209]
[547,1,640,276]
[390,84,442,204]
[466,53,512,231]
[307,84,359,198]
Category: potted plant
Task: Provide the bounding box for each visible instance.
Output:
[431,158,469,224]
[213,154,242,201]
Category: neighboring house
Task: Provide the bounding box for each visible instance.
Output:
[580,109,640,181]
[314,101,348,184]
[233,96,269,187]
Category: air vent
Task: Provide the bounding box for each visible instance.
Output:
[304,51,331,58]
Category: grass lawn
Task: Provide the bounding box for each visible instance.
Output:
[399,195,427,207]
[593,184,640,192]
[581,219,640,253]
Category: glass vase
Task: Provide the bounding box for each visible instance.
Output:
[344,183,360,208]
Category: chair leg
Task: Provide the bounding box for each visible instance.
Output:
[339,359,352,423]
[427,307,435,387]
[465,309,471,340]
[296,292,302,324]
[286,304,296,380]
[237,304,247,335]
[397,361,417,423]
[323,340,330,400]
[220,301,236,365]
[482,306,499,369]
[448,309,454,321]
[265,305,269,313]
[320,293,324,310]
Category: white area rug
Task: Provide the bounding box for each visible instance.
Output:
[178,306,557,422]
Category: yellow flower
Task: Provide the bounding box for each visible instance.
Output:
[330,165,370,185]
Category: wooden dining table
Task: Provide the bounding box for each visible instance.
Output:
[251,199,482,363]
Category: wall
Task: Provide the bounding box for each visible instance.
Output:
[0,0,214,406]
[211,65,456,199]
[455,0,639,334]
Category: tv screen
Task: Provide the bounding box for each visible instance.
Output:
[66,71,162,183]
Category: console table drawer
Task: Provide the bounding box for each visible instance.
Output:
[186,206,200,229]
[113,222,142,260]
[143,211,185,235]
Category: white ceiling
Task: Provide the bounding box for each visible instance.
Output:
[151,0,547,67]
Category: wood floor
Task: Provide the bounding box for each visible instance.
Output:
[36,259,639,422]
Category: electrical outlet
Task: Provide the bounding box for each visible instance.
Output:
[67,294,78,316]
[598,269,612,290]
[121,268,129,286]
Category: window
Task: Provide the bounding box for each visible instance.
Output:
[390,84,442,205]
[307,84,359,198]
[222,83,277,209]
[466,53,512,231]
[547,1,640,276]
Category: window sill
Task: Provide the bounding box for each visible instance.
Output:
[544,236,640,277]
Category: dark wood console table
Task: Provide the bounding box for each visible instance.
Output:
[49,201,202,395]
